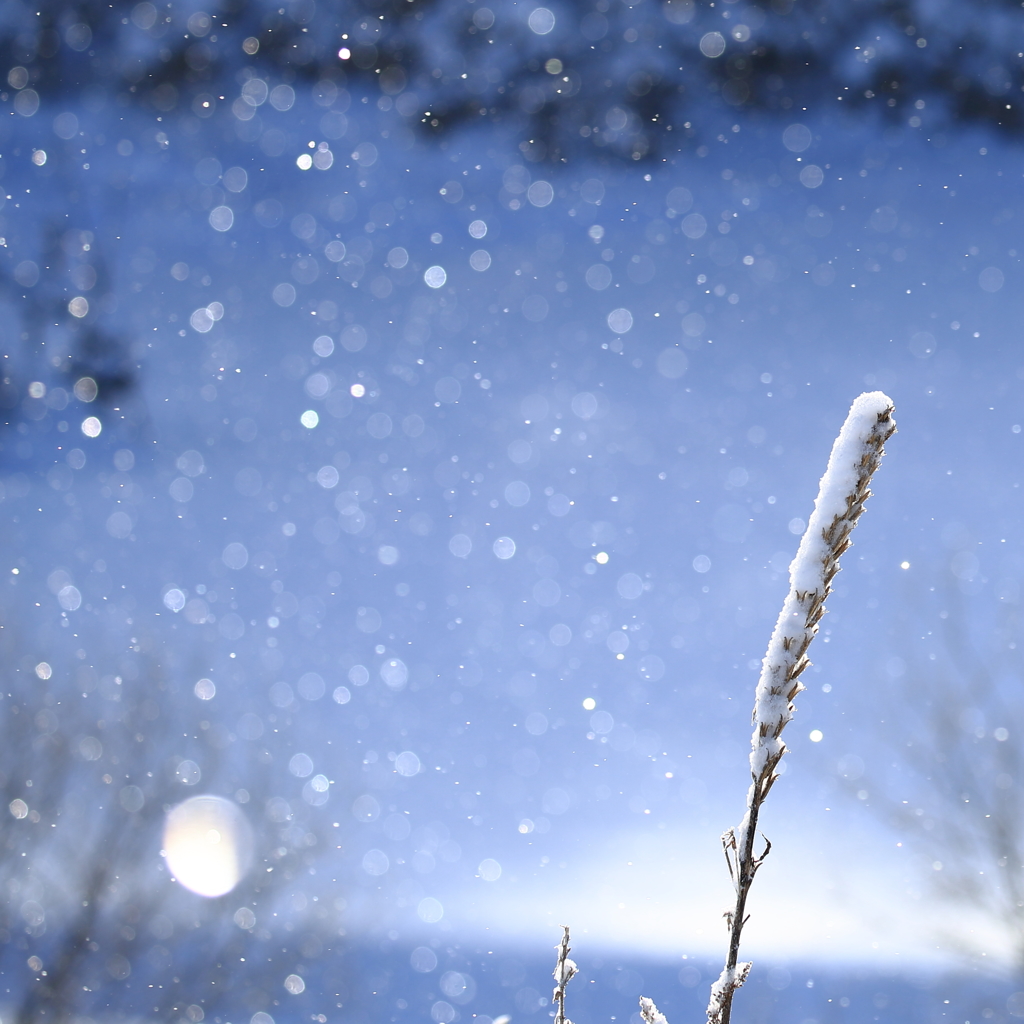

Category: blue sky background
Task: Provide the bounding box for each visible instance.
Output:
[2,27,1024,1021]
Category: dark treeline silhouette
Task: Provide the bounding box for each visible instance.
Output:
[1,0,1022,167]
[1,0,1018,413]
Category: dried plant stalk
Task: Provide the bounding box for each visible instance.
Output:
[552,925,578,1024]
[706,392,896,1024]
[638,997,669,1024]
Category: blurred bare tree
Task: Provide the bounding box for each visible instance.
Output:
[854,573,1024,972]
[0,619,348,1023]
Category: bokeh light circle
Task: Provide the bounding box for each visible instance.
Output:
[163,795,253,897]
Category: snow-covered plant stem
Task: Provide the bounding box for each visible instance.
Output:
[552,925,578,1024]
[706,392,896,1024]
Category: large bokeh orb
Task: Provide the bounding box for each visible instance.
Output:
[163,796,253,898]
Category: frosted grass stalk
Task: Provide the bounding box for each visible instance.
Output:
[552,925,578,1024]
[706,392,896,1024]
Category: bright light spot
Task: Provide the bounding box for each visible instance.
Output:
[9,799,28,819]
[68,296,89,318]
[208,206,234,231]
[31,149,46,166]
[284,974,306,995]
[163,795,252,897]
[380,658,409,689]
[595,551,609,564]
[190,307,215,332]
[35,662,51,680]
[493,536,516,560]
[81,416,102,438]
[607,307,633,334]
[350,383,366,398]
[296,153,313,170]
[582,697,596,711]
[194,678,216,700]
[27,381,45,398]
[300,410,319,429]
[316,465,339,489]
[699,31,726,57]
[809,730,823,743]
[338,46,351,59]
[424,265,447,289]
[900,561,910,569]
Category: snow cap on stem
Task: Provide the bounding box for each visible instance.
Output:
[739,390,895,845]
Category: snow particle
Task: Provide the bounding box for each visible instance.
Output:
[478,858,502,881]
[699,31,726,57]
[417,897,444,923]
[528,8,556,34]
[424,265,447,289]
[493,536,516,560]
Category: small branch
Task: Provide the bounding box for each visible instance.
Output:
[552,925,578,1024]
[707,392,896,1024]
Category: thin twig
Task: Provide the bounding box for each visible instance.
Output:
[552,925,578,1024]
[706,392,897,1024]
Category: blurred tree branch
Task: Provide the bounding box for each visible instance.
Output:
[858,573,1024,972]
[0,624,347,1023]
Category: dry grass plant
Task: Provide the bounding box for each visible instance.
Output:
[550,392,897,1024]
